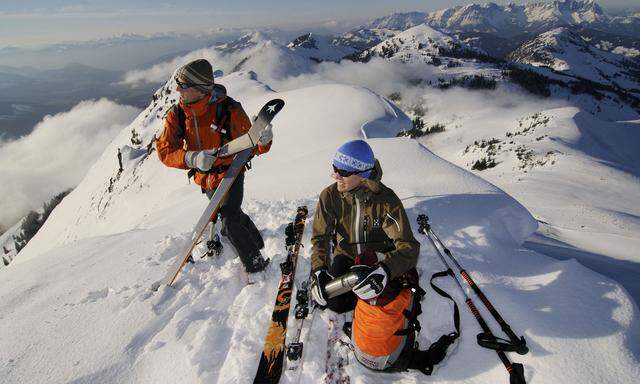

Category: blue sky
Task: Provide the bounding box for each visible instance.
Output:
[0,0,637,47]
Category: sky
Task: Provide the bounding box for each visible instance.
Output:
[1,0,638,47]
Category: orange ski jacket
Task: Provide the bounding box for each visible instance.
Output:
[157,94,271,190]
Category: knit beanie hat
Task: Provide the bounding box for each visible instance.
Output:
[175,59,215,94]
[333,140,375,178]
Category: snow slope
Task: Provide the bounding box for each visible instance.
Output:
[1,74,639,384]
[286,33,356,62]
[508,27,640,95]
[418,86,640,308]
[358,24,471,65]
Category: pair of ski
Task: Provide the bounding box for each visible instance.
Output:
[153,98,285,291]
[252,207,350,384]
[253,206,309,384]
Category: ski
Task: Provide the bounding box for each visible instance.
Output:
[217,99,285,157]
[154,98,285,290]
[324,313,350,384]
[254,206,308,384]
[285,279,316,374]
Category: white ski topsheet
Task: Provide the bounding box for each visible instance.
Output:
[2,74,639,384]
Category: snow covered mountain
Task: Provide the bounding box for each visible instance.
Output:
[2,53,639,383]
[363,11,430,32]
[286,33,356,62]
[355,24,478,65]
[351,1,639,58]
[331,28,397,53]
[508,27,640,95]
[418,89,640,318]
[426,0,640,38]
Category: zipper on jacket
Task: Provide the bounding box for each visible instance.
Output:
[363,215,369,244]
[354,197,362,254]
[191,108,202,150]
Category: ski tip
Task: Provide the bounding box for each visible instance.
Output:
[262,99,285,116]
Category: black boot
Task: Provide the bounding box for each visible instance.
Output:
[245,253,270,273]
[205,235,223,257]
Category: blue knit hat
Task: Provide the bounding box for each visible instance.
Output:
[333,140,375,178]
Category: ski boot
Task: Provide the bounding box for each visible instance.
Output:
[245,253,270,273]
[204,234,223,258]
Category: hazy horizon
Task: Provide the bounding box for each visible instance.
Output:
[1,0,638,48]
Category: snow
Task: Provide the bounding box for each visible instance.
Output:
[509,27,640,93]
[2,68,639,384]
[418,87,640,318]
[425,0,631,37]
[286,33,356,61]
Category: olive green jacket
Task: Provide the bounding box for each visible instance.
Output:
[310,160,420,279]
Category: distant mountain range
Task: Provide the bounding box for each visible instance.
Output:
[355,0,639,58]
[2,0,638,141]
[508,27,640,95]
[365,0,640,38]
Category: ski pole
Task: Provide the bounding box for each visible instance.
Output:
[424,217,528,355]
[417,215,526,384]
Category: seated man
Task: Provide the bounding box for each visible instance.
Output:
[309,139,421,371]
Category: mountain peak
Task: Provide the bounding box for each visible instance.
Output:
[425,0,630,37]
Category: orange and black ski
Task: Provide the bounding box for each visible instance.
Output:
[253,206,308,384]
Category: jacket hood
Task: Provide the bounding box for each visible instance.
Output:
[361,158,383,193]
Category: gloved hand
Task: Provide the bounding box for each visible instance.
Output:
[351,264,389,300]
[310,268,333,307]
[252,115,273,146]
[185,149,218,172]
[258,123,273,146]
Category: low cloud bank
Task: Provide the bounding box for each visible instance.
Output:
[0,99,140,230]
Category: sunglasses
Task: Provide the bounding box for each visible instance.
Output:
[175,78,210,90]
[332,165,372,177]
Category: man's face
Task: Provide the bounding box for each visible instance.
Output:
[175,81,207,104]
[332,170,363,192]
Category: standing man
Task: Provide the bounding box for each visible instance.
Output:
[157,59,271,273]
[309,139,421,371]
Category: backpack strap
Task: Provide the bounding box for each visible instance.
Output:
[391,270,461,375]
[393,285,426,336]
[214,96,238,145]
[169,104,187,140]
[429,269,461,338]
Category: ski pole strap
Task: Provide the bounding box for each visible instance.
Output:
[429,269,461,337]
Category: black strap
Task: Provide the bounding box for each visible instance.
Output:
[394,285,426,336]
[177,105,186,139]
[429,269,461,337]
[397,270,461,375]
[215,96,237,145]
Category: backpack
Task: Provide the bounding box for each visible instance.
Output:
[172,83,237,145]
[170,84,248,186]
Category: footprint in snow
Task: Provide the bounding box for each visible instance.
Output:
[79,288,110,304]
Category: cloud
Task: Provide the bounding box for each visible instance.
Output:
[0,99,140,229]
[121,47,224,86]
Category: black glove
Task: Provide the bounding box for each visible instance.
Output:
[310,268,333,307]
[351,264,389,300]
